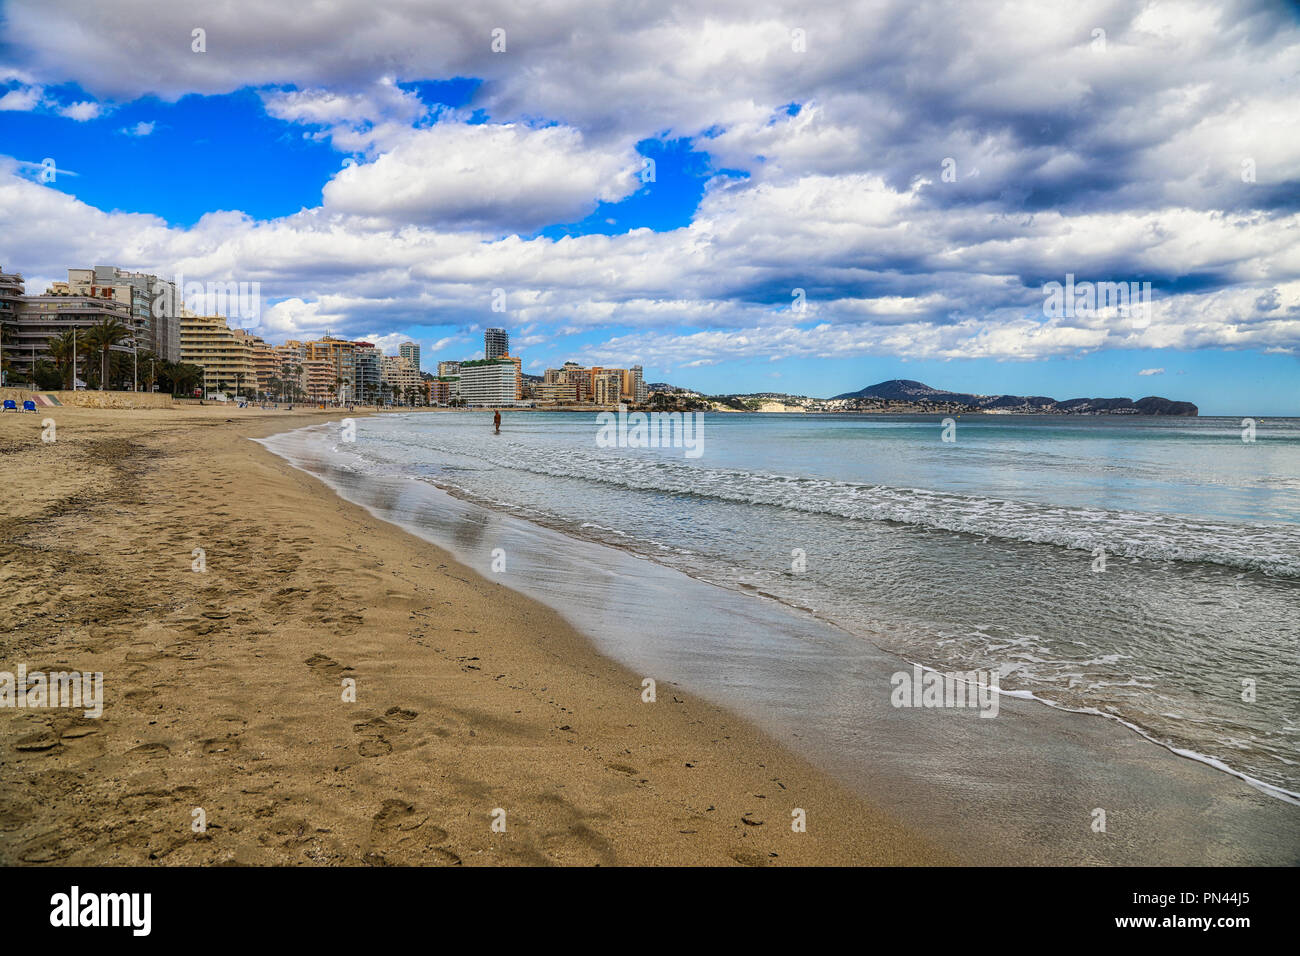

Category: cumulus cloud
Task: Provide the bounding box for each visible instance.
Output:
[321,121,642,233]
[0,85,42,111]
[261,78,430,156]
[56,100,102,121]
[0,0,1297,370]
[1139,368,1165,376]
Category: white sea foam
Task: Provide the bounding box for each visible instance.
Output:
[356,434,1300,577]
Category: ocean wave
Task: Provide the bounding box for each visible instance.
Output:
[358,433,1300,578]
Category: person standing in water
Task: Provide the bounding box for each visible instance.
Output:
[493,409,501,434]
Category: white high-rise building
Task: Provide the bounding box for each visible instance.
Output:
[458,359,519,406]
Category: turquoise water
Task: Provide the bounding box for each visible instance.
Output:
[318,412,1300,796]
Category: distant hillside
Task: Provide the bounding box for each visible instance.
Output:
[831,379,1198,416]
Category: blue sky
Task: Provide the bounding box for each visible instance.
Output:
[1,0,1298,414]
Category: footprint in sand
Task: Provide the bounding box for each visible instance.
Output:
[0,802,31,833]
[53,718,100,749]
[18,830,79,864]
[304,653,352,679]
[14,729,61,752]
[351,709,419,758]
[368,801,459,865]
[357,738,391,757]
[370,799,434,835]
[124,688,157,706]
[200,737,241,755]
[125,742,170,760]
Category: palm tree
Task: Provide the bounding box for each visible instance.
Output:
[0,319,15,387]
[160,360,202,398]
[47,331,78,389]
[86,317,131,391]
[137,349,158,393]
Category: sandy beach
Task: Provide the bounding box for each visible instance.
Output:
[0,404,946,865]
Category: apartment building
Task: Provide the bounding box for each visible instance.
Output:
[457,359,519,406]
[500,353,523,400]
[354,342,381,401]
[180,313,256,397]
[484,327,509,360]
[437,360,461,377]
[272,342,306,395]
[244,333,277,394]
[381,353,423,403]
[626,365,648,403]
[429,376,462,405]
[0,268,23,385]
[302,358,335,402]
[532,382,580,404]
[593,370,623,406]
[67,266,180,363]
[303,336,357,401]
[9,286,135,382]
[398,342,420,373]
[546,362,589,402]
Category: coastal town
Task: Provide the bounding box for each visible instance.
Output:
[0,264,656,408]
[0,264,1198,417]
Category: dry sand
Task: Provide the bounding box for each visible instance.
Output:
[0,404,947,865]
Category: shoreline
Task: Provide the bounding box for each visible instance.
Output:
[0,405,948,865]
[274,422,1300,805]
[261,413,1300,865]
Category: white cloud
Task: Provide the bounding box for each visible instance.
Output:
[261,78,429,156]
[321,121,641,234]
[0,85,41,111]
[56,100,102,121]
[0,0,1297,371]
[1138,367,1165,375]
[122,120,154,136]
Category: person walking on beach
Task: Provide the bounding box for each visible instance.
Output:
[493,409,501,434]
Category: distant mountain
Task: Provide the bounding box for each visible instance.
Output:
[831,379,1197,416]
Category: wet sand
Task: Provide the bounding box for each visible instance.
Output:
[0,404,946,865]
[265,417,1300,866]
